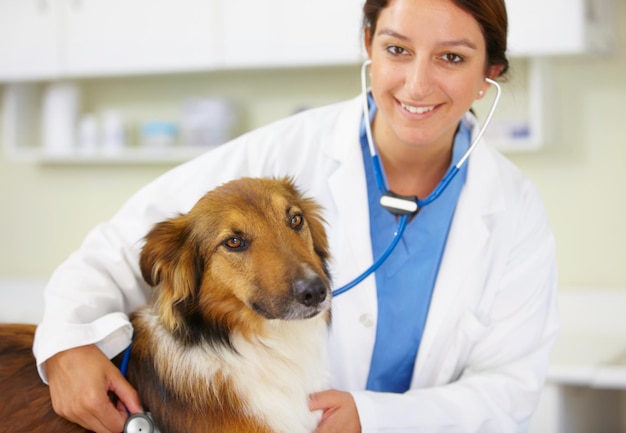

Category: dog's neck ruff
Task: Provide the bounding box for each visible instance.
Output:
[125,308,330,433]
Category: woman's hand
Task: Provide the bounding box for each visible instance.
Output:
[309,389,361,433]
[46,344,142,433]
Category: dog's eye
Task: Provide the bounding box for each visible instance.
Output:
[290,213,304,230]
[223,237,248,250]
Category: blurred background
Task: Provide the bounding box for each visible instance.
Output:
[0,0,624,431]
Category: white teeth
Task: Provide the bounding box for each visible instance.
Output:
[401,102,435,114]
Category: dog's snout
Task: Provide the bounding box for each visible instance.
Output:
[293,276,328,307]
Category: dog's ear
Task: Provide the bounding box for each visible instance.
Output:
[140,216,203,332]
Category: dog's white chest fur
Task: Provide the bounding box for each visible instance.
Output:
[144,312,330,433]
[229,317,330,432]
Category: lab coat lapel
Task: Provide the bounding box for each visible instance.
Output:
[323,97,374,289]
[323,97,380,389]
[412,140,506,386]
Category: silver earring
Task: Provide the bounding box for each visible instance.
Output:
[478,90,485,97]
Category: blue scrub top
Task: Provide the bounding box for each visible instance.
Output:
[360,97,471,392]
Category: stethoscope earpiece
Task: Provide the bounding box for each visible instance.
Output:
[124,413,159,433]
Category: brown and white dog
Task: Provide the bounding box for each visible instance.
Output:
[0,177,332,433]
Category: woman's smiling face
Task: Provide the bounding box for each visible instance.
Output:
[366,0,501,153]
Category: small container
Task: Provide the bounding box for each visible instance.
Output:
[181,98,237,148]
[101,110,126,152]
[140,121,178,148]
[77,113,99,153]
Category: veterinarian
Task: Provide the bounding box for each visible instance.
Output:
[34,0,559,431]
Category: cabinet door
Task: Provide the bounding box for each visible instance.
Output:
[218,0,281,68]
[506,0,586,55]
[0,0,61,80]
[62,0,219,76]
[281,0,364,66]
[220,0,364,68]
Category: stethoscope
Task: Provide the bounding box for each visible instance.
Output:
[124,412,159,433]
[121,61,502,433]
[121,348,161,433]
[331,60,502,297]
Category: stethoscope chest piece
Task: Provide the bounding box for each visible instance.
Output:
[380,191,419,215]
[124,413,159,433]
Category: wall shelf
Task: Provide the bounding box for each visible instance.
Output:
[0,58,564,163]
[17,147,209,165]
[1,79,234,165]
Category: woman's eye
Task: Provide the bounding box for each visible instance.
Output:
[224,237,247,250]
[290,213,304,230]
[442,53,464,63]
[386,45,407,56]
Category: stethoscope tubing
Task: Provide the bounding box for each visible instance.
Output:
[332,213,410,297]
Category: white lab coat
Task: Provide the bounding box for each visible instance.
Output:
[34,96,558,433]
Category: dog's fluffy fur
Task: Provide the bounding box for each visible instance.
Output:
[0,177,332,433]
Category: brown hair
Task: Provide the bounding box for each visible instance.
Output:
[363,0,509,77]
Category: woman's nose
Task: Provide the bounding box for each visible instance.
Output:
[405,57,435,99]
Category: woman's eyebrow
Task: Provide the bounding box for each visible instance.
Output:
[377,28,411,41]
[377,28,478,50]
[439,38,478,50]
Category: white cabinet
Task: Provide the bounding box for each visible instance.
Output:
[219,0,364,68]
[281,0,365,66]
[0,0,614,81]
[61,0,219,77]
[0,0,364,80]
[0,0,219,80]
[0,0,62,80]
[506,0,613,56]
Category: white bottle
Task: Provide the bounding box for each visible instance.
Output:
[77,114,98,154]
[101,110,126,154]
[42,82,81,155]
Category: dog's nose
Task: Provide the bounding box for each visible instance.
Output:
[293,276,327,307]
